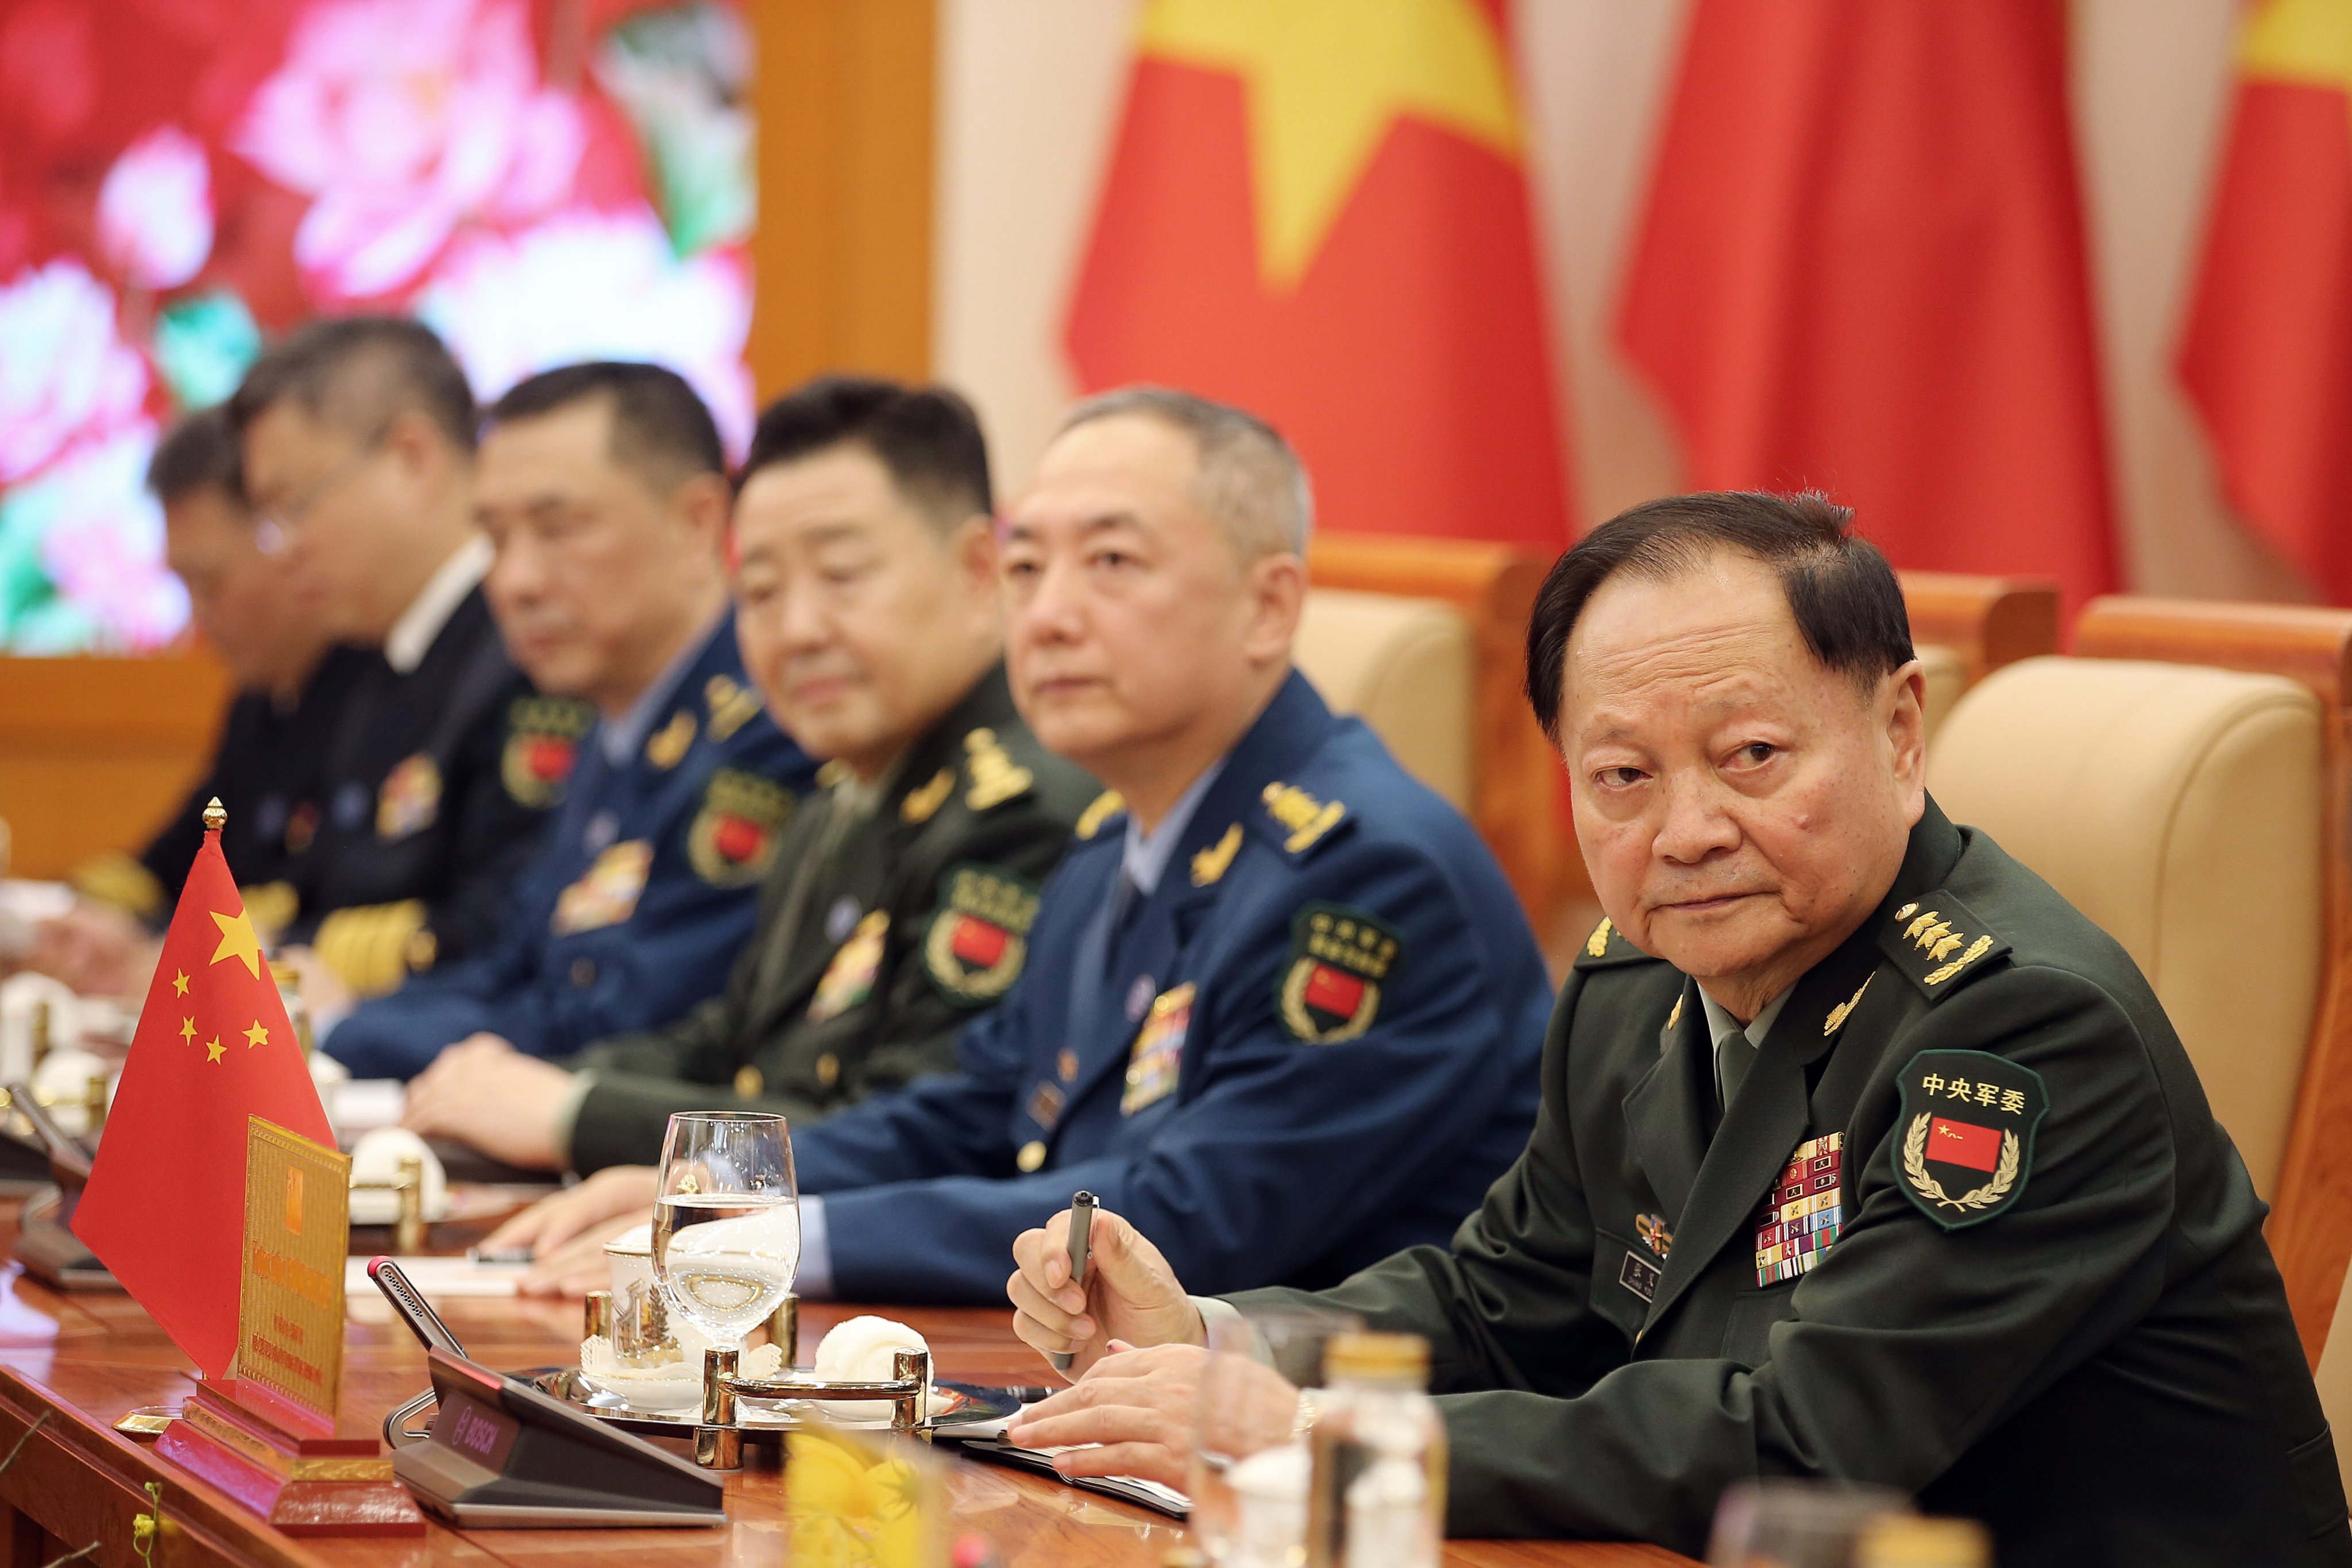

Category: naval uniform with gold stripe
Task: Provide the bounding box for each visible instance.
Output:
[282,586,553,992]
[787,670,1550,1303]
[558,666,1098,1173]
[322,612,817,1080]
[1223,800,2350,1566]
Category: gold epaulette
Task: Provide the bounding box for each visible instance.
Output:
[1878,894,2010,1000]
[315,900,433,998]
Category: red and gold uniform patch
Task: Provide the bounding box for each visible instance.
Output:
[686,768,792,887]
[501,696,592,809]
[1277,901,1403,1044]
[924,863,1041,1005]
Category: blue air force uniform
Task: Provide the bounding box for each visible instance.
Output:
[789,670,1551,1303]
[323,612,818,1080]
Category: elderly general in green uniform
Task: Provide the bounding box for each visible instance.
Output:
[403,377,1097,1230]
[1003,492,2352,1566]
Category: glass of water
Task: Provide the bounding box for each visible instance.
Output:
[652,1111,800,1350]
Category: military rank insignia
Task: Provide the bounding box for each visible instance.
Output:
[687,769,792,886]
[1755,1133,1844,1286]
[1122,983,1196,1115]
[809,911,890,1022]
[705,674,765,742]
[552,841,653,934]
[924,863,1040,1004]
[502,697,591,808]
[1277,902,1401,1044]
[376,754,443,840]
[963,728,1034,810]
[1893,1048,2049,1229]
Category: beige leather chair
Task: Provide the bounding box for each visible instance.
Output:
[1295,589,1473,812]
[1930,656,2323,1207]
[1934,597,2352,1364]
[1304,533,1557,917]
[1914,644,1968,741]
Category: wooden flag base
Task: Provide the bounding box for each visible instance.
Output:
[154,1378,424,1537]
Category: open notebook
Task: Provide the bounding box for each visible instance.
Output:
[941,1404,1189,1519]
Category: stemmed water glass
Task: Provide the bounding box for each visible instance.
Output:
[651,1110,801,1350]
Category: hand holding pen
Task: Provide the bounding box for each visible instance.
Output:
[1005,1199,1207,1378]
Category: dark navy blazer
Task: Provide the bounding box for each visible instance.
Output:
[792,671,1552,1303]
[325,613,817,1079]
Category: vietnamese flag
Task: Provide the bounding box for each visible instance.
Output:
[1065,0,1572,550]
[74,805,335,1379]
[1619,0,2119,615]
[2180,0,2352,601]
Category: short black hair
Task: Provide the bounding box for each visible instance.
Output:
[1524,491,1915,743]
[486,361,725,492]
[147,404,244,505]
[739,375,991,530]
[229,315,476,453]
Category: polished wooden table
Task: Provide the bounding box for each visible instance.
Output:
[0,1206,1694,1568]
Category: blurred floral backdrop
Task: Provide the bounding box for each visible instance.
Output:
[0,0,754,652]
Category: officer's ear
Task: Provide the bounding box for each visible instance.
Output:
[945,512,999,601]
[671,470,733,561]
[1879,658,1928,806]
[1238,549,1306,670]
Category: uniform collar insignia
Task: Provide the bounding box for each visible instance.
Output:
[1189,823,1242,887]
[901,767,955,824]
[1076,791,1125,840]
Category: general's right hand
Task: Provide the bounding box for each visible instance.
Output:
[1007,1205,1203,1378]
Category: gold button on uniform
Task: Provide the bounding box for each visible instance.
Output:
[1016,1140,1048,1173]
[816,1052,840,1089]
[733,1065,764,1100]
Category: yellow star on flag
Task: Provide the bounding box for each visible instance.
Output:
[2242,0,2352,91]
[204,1037,225,1064]
[210,909,262,979]
[1138,0,1520,289]
[245,1021,269,1049]
[179,1017,196,1044]
[171,971,189,997]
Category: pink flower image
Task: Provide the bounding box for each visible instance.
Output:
[418,204,754,455]
[98,126,215,291]
[28,426,191,651]
[233,0,585,301]
[0,258,149,484]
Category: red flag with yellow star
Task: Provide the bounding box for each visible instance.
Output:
[73,812,334,1380]
[2180,0,2352,601]
[1620,0,2118,614]
[1065,0,1572,549]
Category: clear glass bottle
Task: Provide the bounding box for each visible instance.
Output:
[1304,1332,1446,1568]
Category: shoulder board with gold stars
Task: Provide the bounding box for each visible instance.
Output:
[705,674,766,744]
[1571,916,1662,970]
[1878,893,2010,1001]
[962,727,1035,812]
[1075,791,1125,840]
[1254,781,1351,859]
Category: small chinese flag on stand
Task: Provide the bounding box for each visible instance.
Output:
[74,800,335,1379]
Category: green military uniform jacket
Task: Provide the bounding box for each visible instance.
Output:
[1233,800,2351,1566]
[561,666,1100,1173]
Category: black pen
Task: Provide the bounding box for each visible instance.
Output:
[1049,1191,1098,1374]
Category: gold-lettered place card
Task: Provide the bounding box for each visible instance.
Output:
[235,1115,352,1422]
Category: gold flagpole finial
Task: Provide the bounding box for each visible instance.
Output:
[203,797,226,833]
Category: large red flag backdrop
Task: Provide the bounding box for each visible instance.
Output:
[2179,0,2352,603]
[1065,0,1573,551]
[1620,0,2119,613]
[74,819,335,1380]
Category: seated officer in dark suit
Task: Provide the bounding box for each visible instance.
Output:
[401,376,1096,1184]
[233,318,553,997]
[32,405,367,997]
[1005,493,2352,1567]
[320,363,816,1081]
[488,388,1551,1306]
